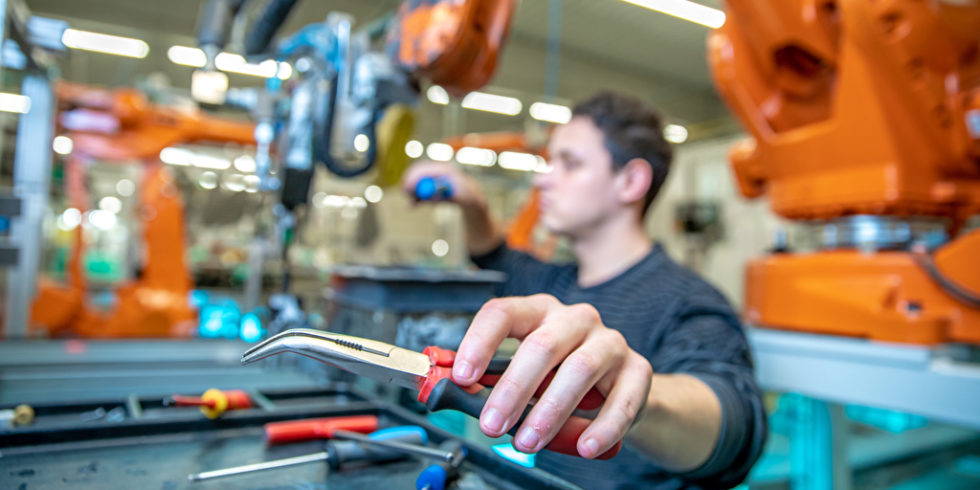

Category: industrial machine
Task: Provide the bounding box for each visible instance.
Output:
[708,0,980,344]
[30,82,256,338]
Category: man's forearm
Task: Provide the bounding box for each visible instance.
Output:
[461,201,504,256]
[626,373,722,472]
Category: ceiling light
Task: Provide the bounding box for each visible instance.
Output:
[87,210,117,230]
[98,196,122,214]
[364,185,384,203]
[159,147,192,166]
[169,45,291,80]
[663,124,689,144]
[621,0,726,29]
[0,93,30,114]
[431,239,449,257]
[243,175,260,193]
[534,156,552,174]
[198,171,219,190]
[233,155,256,173]
[498,151,538,171]
[62,28,149,58]
[222,174,246,192]
[191,70,229,104]
[529,102,572,124]
[216,53,279,78]
[461,92,522,116]
[455,147,496,167]
[116,179,136,197]
[191,153,231,170]
[427,85,449,105]
[405,140,424,158]
[354,134,370,153]
[52,136,73,155]
[167,45,207,67]
[426,143,454,162]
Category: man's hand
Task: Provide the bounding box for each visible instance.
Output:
[400,160,502,256]
[452,294,653,458]
[401,160,488,210]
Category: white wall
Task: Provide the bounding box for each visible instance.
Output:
[646,134,786,308]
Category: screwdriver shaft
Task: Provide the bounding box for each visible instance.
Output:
[187,451,328,481]
[333,430,455,462]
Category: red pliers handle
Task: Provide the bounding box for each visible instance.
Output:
[417,346,621,460]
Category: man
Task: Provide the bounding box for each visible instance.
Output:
[402,91,766,489]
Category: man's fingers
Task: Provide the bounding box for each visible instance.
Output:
[510,329,625,453]
[478,307,595,438]
[577,353,653,458]
[452,294,558,385]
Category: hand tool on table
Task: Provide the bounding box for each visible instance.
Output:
[416,441,466,490]
[242,328,619,459]
[266,415,455,462]
[187,425,428,482]
[0,404,34,427]
[165,388,252,419]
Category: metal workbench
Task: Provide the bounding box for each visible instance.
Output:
[747,328,980,490]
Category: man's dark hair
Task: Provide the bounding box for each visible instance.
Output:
[572,91,674,215]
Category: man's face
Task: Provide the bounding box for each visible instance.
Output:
[535,116,620,237]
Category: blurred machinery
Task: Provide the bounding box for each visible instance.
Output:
[29,82,256,338]
[709,0,980,344]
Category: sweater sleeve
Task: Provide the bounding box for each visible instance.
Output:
[647,293,768,488]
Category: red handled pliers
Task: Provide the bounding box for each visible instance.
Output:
[242,328,620,459]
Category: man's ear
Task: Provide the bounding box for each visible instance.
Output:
[615,158,654,206]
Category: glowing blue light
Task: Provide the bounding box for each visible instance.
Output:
[240,313,264,343]
[491,444,535,468]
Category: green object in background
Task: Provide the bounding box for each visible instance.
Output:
[84,251,123,282]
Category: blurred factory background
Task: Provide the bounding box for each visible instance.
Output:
[0,1,978,489]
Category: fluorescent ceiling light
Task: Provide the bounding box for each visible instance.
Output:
[160,147,192,166]
[354,134,370,153]
[621,0,726,29]
[426,143,454,162]
[456,147,496,167]
[191,153,231,170]
[534,156,551,174]
[0,93,31,113]
[663,124,689,144]
[530,102,572,124]
[98,196,122,214]
[498,151,538,172]
[52,136,73,155]
[168,45,291,80]
[233,155,256,173]
[364,185,384,203]
[62,28,149,58]
[462,91,522,116]
[405,140,424,158]
[427,85,449,105]
[168,45,207,67]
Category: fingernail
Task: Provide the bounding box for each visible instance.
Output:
[516,427,541,452]
[453,360,474,382]
[483,408,504,434]
[582,438,600,458]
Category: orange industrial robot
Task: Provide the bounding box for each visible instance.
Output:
[708,0,980,344]
[30,83,255,338]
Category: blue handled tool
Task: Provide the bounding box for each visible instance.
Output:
[415,176,454,201]
[416,440,466,490]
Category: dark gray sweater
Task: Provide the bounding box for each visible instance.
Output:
[472,243,767,489]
